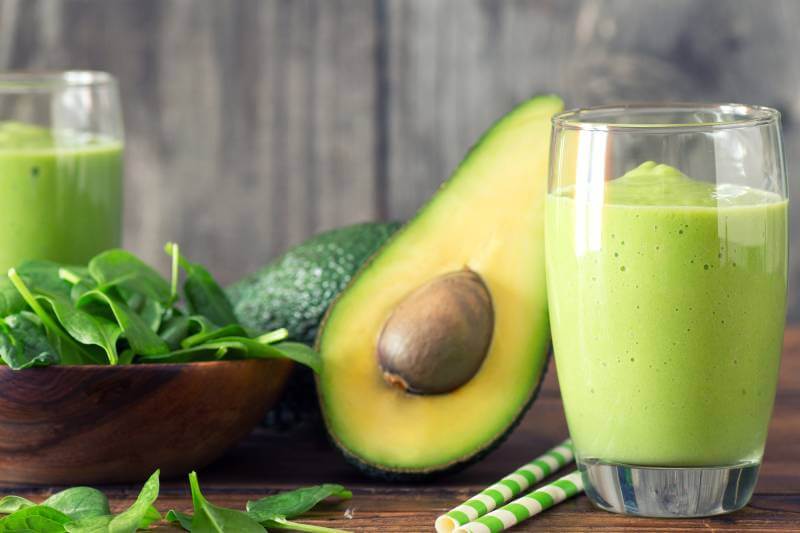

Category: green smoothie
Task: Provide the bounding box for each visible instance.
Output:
[546,161,787,467]
[0,121,122,271]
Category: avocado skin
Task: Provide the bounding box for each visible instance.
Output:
[227,222,400,426]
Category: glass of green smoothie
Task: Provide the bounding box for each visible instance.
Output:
[545,103,788,517]
[0,71,123,271]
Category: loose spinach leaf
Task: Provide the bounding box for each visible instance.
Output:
[7,269,95,365]
[137,505,162,530]
[259,516,350,533]
[246,484,351,522]
[188,472,264,533]
[42,487,109,521]
[36,292,119,365]
[165,244,238,327]
[165,509,193,531]
[88,249,171,305]
[0,495,33,514]
[0,504,71,532]
[64,514,112,532]
[77,290,168,357]
[0,313,59,369]
[106,469,160,533]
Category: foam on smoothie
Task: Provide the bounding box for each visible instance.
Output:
[605,161,783,207]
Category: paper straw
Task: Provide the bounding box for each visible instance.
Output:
[434,439,574,533]
[453,471,584,533]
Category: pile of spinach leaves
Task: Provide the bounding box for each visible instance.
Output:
[0,470,352,532]
[0,244,319,372]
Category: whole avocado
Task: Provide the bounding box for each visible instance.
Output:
[227,222,400,426]
[228,222,401,343]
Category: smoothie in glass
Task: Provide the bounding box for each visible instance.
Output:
[546,161,787,467]
[0,121,122,271]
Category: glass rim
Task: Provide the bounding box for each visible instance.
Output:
[552,102,780,133]
[0,71,117,93]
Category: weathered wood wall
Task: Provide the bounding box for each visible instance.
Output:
[1,0,799,318]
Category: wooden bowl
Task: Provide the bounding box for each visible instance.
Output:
[0,359,293,484]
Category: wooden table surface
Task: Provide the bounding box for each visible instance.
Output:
[3,330,799,531]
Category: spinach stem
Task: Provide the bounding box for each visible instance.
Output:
[267,517,351,533]
[256,327,289,344]
[57,267,81,285]
[169,242,180,305]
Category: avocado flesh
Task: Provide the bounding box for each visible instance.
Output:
[317,95,562,474]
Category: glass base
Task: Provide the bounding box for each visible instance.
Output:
[579,458,760,517]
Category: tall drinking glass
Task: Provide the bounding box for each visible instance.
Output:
[545,104,788,517]
[0,71,123,271]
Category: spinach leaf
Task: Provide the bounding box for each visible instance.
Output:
[259,516,350,533]
[0,313,59,369]
[64,515,111,532]
[0,496,33,514]
[88,250,171,305]
[181,324,248,349]
[188,472,264,533]
[16,260,73,300]
[106,469,160,533]
[246,484,351,522]
[165,509,193,530]
[7,270,96,366]
[36,292,119,365]
[0,261,72,324]
[267,342,322,373]
[165,243,238,327]
[118,289,164,333]
[0,505,71,532]
[42,487,109,521]
[0,278,25,318]
[118,349,135,366]
[158,315,217,351]
[136,338,322,371]
[77,290,168,357]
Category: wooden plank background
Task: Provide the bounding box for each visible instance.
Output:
[1,0,799,319]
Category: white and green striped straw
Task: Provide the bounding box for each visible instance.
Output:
[453,471,584,533]
[434,439,574,533]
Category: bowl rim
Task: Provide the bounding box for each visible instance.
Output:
[0,358,286,372]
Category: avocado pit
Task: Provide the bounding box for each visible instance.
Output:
[376,269,494,394]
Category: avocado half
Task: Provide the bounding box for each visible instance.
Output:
[316,95,563,477]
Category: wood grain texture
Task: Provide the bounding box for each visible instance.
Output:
[0,358,292,485]
[2,329,798,530]
[1,0,800,322]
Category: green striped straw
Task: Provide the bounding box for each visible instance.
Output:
[453,471,584,533]
[434,439,574,533]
